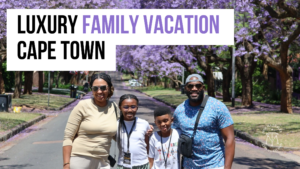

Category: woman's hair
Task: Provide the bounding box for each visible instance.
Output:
[117,94,139,152]
[90,72,114,98]
[118,94,139,107]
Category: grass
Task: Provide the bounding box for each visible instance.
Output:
[32,88,86,96]
[12,94,74,109]
[122,73,132,81]
[232,112,300,148]
[140,89,182,97]
[136,88,241,107]
[32,89,70,95]
[155,95,188,106]
[217,99,242,107]
[0,112,41,132]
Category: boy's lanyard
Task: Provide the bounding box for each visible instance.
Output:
[160,129,173,168]
[121,117,137,153]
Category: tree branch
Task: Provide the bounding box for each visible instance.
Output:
[286,22,300,44]
[258,54,282,71]
[252,0,299,18]
[188,46,208,70]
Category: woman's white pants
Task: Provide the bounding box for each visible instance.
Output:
[70,155,110,169]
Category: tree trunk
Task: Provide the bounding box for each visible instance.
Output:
[259,51,293,113]
[61,71,71,85]
[23,71,33,94]
[0,57,4,94]
[205,66,215,97]
[240,69,253,107]
[164,78,167,88]
[77,73,80,85]
[236,52,256,107]
[147,77,150,86]
[13,71,22,98]
[279,44,293,114]
[263,64,268,80]
[170,79,175,88]
[279,71,293,113]
[221,68,231,102]
[55,71,61,88]
[70,74,77,85]
[38,71,43,92]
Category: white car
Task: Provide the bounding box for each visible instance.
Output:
[129,79,138,85]
[130,82,142,87]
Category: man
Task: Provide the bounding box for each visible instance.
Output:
[172,74,235,169]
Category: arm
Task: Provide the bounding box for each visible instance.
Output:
[171,109,181,132]
[63,146,72,169]
[217,102,235,169]
[221,125,235,169]
[145,133,150,154]
[62,103,83,169]
[148,134,155,169]
[149,158,154,169]
[146,125,154,136]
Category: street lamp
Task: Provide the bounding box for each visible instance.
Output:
[48,71,50,108]
[232,2,236,107]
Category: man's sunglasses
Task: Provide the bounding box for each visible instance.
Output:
[187,84,203,90]
[92,85,108,92]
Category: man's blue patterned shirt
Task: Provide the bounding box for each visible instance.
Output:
[172,97,234,169]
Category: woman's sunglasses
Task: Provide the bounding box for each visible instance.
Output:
[187,84,203,90]
[92,85,108,92]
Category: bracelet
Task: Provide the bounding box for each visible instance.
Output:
[63,163,70,167]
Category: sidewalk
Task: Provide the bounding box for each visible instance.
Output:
[0,90,92,142]
[17,91,92,115]
[6,88,90,115]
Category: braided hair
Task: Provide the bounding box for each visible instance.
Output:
[117,94,139,152]
[90,72,114,99]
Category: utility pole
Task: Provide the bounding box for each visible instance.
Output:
[232,2,236,107]
[232,48,235,107]
[48,71,50,108]
[182,67,184,84]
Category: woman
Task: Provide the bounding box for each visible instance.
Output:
[62,72,119,169]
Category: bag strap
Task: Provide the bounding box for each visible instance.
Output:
[191,95,209,140]
[112,102,119,120]
[112,102,119,159]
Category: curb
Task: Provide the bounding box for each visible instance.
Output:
[0,114,46,142]
[10,93,86,112]
[45,93,86,111]
[234,129,300,151]
[137,89,300,152]
[45,98,77,111]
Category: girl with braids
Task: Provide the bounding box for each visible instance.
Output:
[116,94,151,169]
[63,72,120,169]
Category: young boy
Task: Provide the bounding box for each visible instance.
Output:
[149,106,181,169]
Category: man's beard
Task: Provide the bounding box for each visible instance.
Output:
[186,89,204,103]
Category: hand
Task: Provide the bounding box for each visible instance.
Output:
[147,125,154,136]
[63,163,70,169]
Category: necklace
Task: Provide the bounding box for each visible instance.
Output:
[160,129,173,168]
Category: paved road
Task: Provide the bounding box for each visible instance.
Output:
[0,71,300,169]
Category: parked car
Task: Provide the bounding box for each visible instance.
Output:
[130,82,143,87]
[129,79,138,85]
